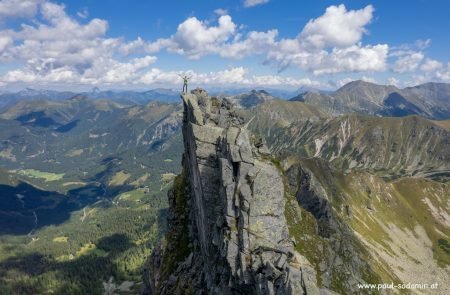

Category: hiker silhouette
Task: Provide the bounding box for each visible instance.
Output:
[179,74,192,93]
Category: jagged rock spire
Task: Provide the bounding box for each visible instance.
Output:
[145,89,323,295]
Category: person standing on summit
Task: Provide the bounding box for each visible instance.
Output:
[180,74,192,93]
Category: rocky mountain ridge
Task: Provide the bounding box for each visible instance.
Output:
[144,89,329,294]
[291,80,450,120]
[248,106,450,179]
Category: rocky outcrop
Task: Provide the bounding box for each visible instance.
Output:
[145,88,324,294]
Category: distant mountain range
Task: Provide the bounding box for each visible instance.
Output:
[291,80,450,120]
[0,94,183,234]
[0,87,298,112]
[0,87,182,111]
[3,81,449,119]
[0,96,182,173]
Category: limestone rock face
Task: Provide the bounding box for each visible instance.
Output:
[145,89,322,294]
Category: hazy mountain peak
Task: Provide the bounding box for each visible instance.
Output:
[226,89,276,108]
[68,94,89,102]
[336,79,398,93]
[298,80,450,119]
[91,86,101,93]
[19,88,45,96]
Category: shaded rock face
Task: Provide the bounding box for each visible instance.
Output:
[292,166,335,238]
[284,160,390,293]
[145,89,322,294]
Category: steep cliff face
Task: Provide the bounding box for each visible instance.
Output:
[145,89,327,294]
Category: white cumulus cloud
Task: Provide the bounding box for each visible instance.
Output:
[0,0,40,21]
[243,0,270,8]
[299,4,374,49]
[0,35,13,60]
[167,15,236,59]
[420,58,442,72]
[263,4,388,75]
[214,8,228,16]
[309,44,388,75]
[0,1,447,89]
[0,0,158,87]
[415,39,431,50]
[106,5,388,76]
[138,66,326,89]
[221,29,278,59]
[435,62,450,82]
[392,52,424,73]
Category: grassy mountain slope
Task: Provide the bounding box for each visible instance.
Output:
[283,157,449,293]
[249,100,449,179]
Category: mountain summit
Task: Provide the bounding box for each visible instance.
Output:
[292,80,450,119]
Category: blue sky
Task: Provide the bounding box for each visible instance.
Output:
[0,0,449,91]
